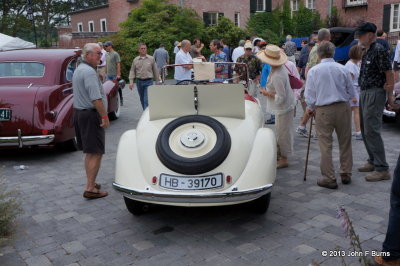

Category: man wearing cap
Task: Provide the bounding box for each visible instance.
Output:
[235,41,262,96]
[104,41,123,105]
[129,43,159,110]
[305,41,355,189]
[356,22,395,182]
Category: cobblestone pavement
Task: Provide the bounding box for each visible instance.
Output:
[1,87,399,266]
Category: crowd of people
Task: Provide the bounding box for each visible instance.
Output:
[71,21,399,265]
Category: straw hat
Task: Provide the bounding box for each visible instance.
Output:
[244,40,253,49]
[256,44,287,66]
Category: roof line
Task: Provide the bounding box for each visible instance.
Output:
[69,4,109,15]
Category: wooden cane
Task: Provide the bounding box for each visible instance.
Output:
[304,115,314,181]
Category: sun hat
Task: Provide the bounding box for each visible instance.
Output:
[256,44,287,66]
[244,40,253,49]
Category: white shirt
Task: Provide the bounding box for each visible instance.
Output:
[174,49,192,81]
[98,49,106,67]
[305,58,355,110]
[344,60,360,88]
[232,46,244,62]
[173,46,180,54]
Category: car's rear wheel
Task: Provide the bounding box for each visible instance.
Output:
[109,93,121,121]
[250,193,271,214]
[124,197,151,216]
[156,115,231,175]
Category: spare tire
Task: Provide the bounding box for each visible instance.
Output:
[156,115,231,175]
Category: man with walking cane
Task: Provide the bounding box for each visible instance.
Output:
[304,41,355,189]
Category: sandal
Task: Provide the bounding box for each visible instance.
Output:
[83,190,108,199]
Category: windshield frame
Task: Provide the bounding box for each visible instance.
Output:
[161,62,250,88]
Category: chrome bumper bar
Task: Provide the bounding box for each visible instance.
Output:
[113,182,273,204]
[0,134,55,147]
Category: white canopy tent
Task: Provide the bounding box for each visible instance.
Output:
[0,33,36,51]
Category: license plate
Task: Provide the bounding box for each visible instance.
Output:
[0,108,11,121]
[160,173,223,190]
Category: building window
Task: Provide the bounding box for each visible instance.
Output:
[88,21,94,32]
[306,0,315,9]
[100,19,107,32]
[391,3,400,31]
[234,12,240,27]
[203,12,223,26]
[346,0,368,6]
[291,0,299,12]
[256,0,265,12]
[77,22,83,32]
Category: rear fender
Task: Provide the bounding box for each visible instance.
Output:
[53,95,74,142]
[103,80,118,113]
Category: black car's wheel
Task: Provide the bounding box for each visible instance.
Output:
[124,197,151,216]
[156,115,231,175]
[250,193,271,214]
[108,93,121,121]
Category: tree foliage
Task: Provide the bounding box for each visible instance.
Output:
[102,0,247,79]
[247,0,322,42]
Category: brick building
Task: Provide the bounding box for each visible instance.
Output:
[59,0,251,48]
[273,0,400,36]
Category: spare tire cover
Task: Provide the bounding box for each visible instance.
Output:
[156,115,231,175]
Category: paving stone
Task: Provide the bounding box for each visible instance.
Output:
[236,243,261,254]
[61,241,86,253]
[25,255,52,266]
[132,240,155,251]
[214,231,236,242]
[293,244,317,255]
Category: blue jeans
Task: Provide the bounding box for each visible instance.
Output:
[136,79,153,110]
[382,153,400,261]
[106,74,116,81]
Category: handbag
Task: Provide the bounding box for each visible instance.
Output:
[284,65,303,89]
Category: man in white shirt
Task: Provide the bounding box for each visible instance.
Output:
[96,42,107,81]
[174,40,193,84]
[232,40,245,62]
[305,41,355,189]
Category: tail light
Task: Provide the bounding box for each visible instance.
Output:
[152,176,157,185]
[226,175,232,184]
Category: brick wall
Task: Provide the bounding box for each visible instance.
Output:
[57,26,73,48]
[168,0,249,28]
[70,5,110,33]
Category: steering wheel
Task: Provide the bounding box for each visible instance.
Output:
[176,80,195,85]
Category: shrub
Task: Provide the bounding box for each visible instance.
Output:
[0,172,22,246]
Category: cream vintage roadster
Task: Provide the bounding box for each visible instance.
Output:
[113,62,276,215]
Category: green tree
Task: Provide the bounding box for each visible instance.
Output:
[102,0,206,79]
[205,17,247,50]
[280,0,294,36]
[246,8,283,44]
[293,3,321,37]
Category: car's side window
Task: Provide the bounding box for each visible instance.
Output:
[65,59,77,82]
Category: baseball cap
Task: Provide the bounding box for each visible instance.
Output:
[355,22,377,36]
[103,41,113,46]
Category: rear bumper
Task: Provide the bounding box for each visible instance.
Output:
[113,182,273,205]
[0,134,55,147]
